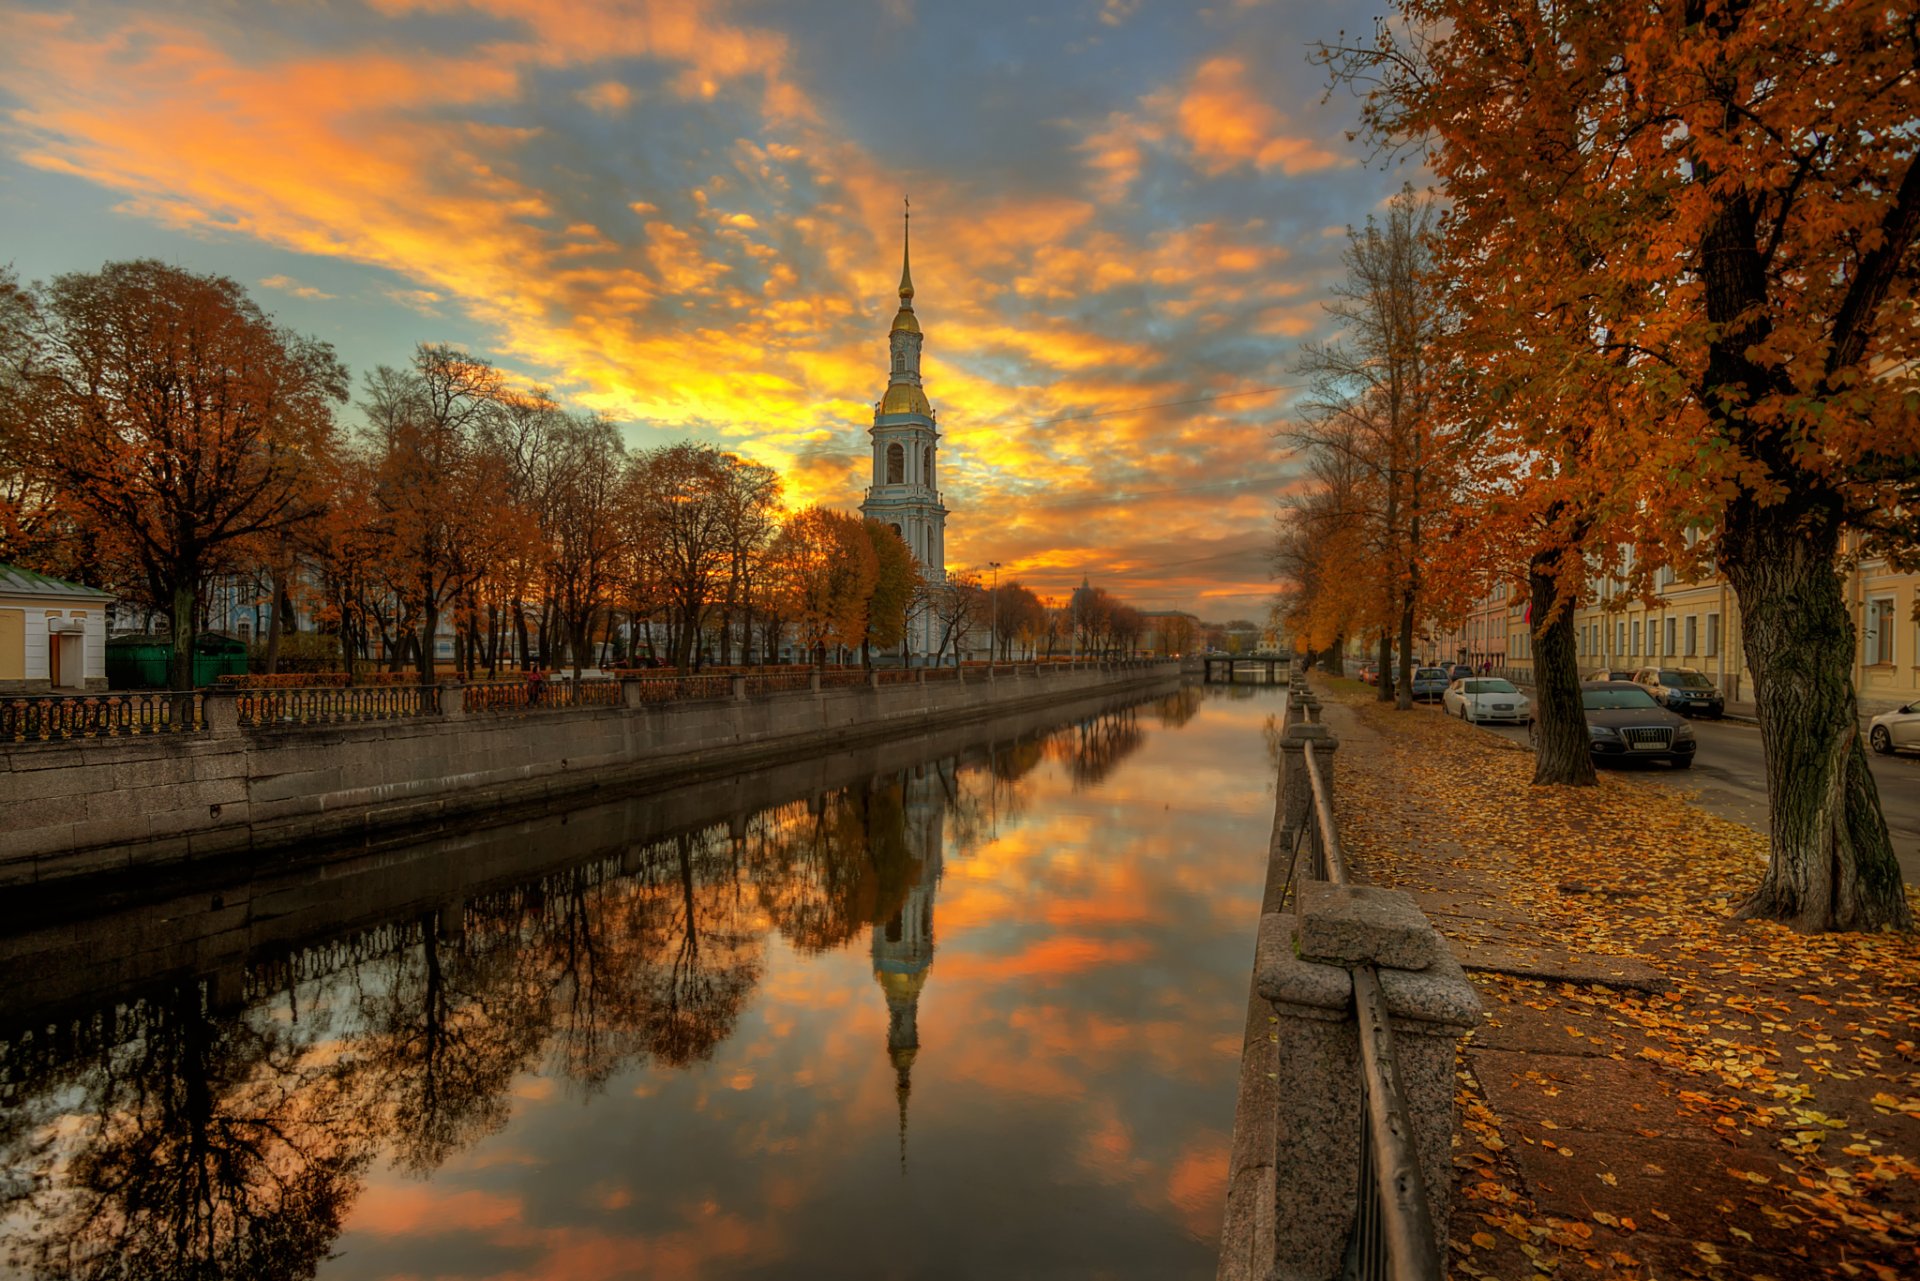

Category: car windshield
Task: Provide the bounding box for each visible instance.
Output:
[1669,671,1715,689]
[1466,679,1517,694]
[1416,668,1445,679]
[1583,686,1661,711]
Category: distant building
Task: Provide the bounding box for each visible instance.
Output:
[859,207,950,657]
[0,564,112,692]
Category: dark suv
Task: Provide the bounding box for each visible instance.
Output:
[1634,667,1725,718]
[1532,681,1697,768]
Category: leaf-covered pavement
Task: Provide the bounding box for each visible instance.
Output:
[1315,679,1920,1280]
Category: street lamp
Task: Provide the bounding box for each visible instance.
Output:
[987,561,1002,662]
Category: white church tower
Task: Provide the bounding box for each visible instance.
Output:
[861,204,948,655]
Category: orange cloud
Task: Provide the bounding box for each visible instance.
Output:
[1176,56,1349,176]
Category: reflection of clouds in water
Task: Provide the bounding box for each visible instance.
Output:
[0,692,1268,1277]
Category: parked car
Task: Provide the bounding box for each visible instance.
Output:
[1443,677,1530,724]
[1531,681,1697,768]
[1870,702,1920,755]
[1359,663,1379,685]
[1410,666,1451,701]
[1447,663,1475,683]
[1586,668,1635,682]
[1632,667,1725,718]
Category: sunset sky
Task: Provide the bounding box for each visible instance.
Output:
[0,0,1412,619]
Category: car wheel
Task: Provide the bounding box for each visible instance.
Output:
[1871,725,1893,755]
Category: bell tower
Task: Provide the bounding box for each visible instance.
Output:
[861,201,949,655]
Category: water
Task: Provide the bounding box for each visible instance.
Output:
[0,683,1286,1280]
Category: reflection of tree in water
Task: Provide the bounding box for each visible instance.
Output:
[1052,706,1148,789]
[747,775,931,959]
[351,911,548,1174]
[0,983,368,1281]
[1148,684,1204,728]
[639,830,763,1067]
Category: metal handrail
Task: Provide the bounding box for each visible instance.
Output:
[1292,663,1442,1281]
[1301,742,1349,885]
[1350,965,1444,1280]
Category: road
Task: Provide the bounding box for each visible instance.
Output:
[1455,708,1920,884]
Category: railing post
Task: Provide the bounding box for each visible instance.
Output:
[809,670,822,695]
[440,679,466,719]
[732,674,749,702]
[621,677,645,710]
[202,686,240,737]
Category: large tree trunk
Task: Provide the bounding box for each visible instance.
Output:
[1375,633,1393,703]
[1724,504,1910,931]
[168,580,198,692]
[1528,549,1596,788]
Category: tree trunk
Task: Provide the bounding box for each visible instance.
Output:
[419,593,439,683]
[1395,590,1415,711]
[168,580,198,691]
[1375,633,1393,703]
[1724,504,1911,931]
[1528,550,1597,788]
[263,567,288,676]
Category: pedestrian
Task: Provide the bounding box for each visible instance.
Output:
[526,663,546,707]
[1481,658,1492,676]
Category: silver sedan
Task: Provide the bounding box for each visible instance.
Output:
[1870,702,1920,756]
[1443,677,1532,725]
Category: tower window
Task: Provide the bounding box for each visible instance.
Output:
[886,442,904,485]
[889,522,901,538]
[924,446,934,487]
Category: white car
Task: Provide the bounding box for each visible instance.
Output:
[1443,677,1531,725]
[1869,702,1920,756]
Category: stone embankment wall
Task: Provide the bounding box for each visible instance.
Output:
[1,662,1177,887]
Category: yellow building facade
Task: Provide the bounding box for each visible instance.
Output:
[1564,548,1918,716]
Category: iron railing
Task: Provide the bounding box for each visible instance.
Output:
[625,674,734,703]
[238,684,440,727]
[746,671,814,696]
[0,691,203,742]
[1287,663,1443,1281]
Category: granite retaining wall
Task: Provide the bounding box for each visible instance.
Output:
[1,661,1178,888]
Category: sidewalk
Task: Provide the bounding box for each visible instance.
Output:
[1315,679,1920,1281]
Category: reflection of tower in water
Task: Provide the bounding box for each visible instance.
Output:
[870,764,946,1172]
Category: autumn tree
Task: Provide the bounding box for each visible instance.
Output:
[860,519,922,666]
[1288,190,1454,710]
[714,457,782,666]
[1326,0,1919,929]
[17,262,346,688]
[545,413,631,678]
[359,346,518,681]
[636,443,733,673]
[775,507,877,667]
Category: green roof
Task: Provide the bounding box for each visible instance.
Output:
[0,563,115,600]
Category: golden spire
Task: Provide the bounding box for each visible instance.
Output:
[899,196,914,302]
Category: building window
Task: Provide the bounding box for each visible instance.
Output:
[1866,597,1895,665]
[1617,621,1627,655]
[924,445,934,487]
[1664,617,1677,658]
[886,442,904,485]
[1631,620,1641,656]
[1685,615,1697,657]
[889,522,901,538]
[1706,613,1720,658]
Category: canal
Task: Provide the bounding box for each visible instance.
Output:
[0,682,1285,1279]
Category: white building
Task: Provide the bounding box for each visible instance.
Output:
[0,564,112,692]
[860,209,950,656]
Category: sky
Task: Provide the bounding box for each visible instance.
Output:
[0,0,1413,621]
